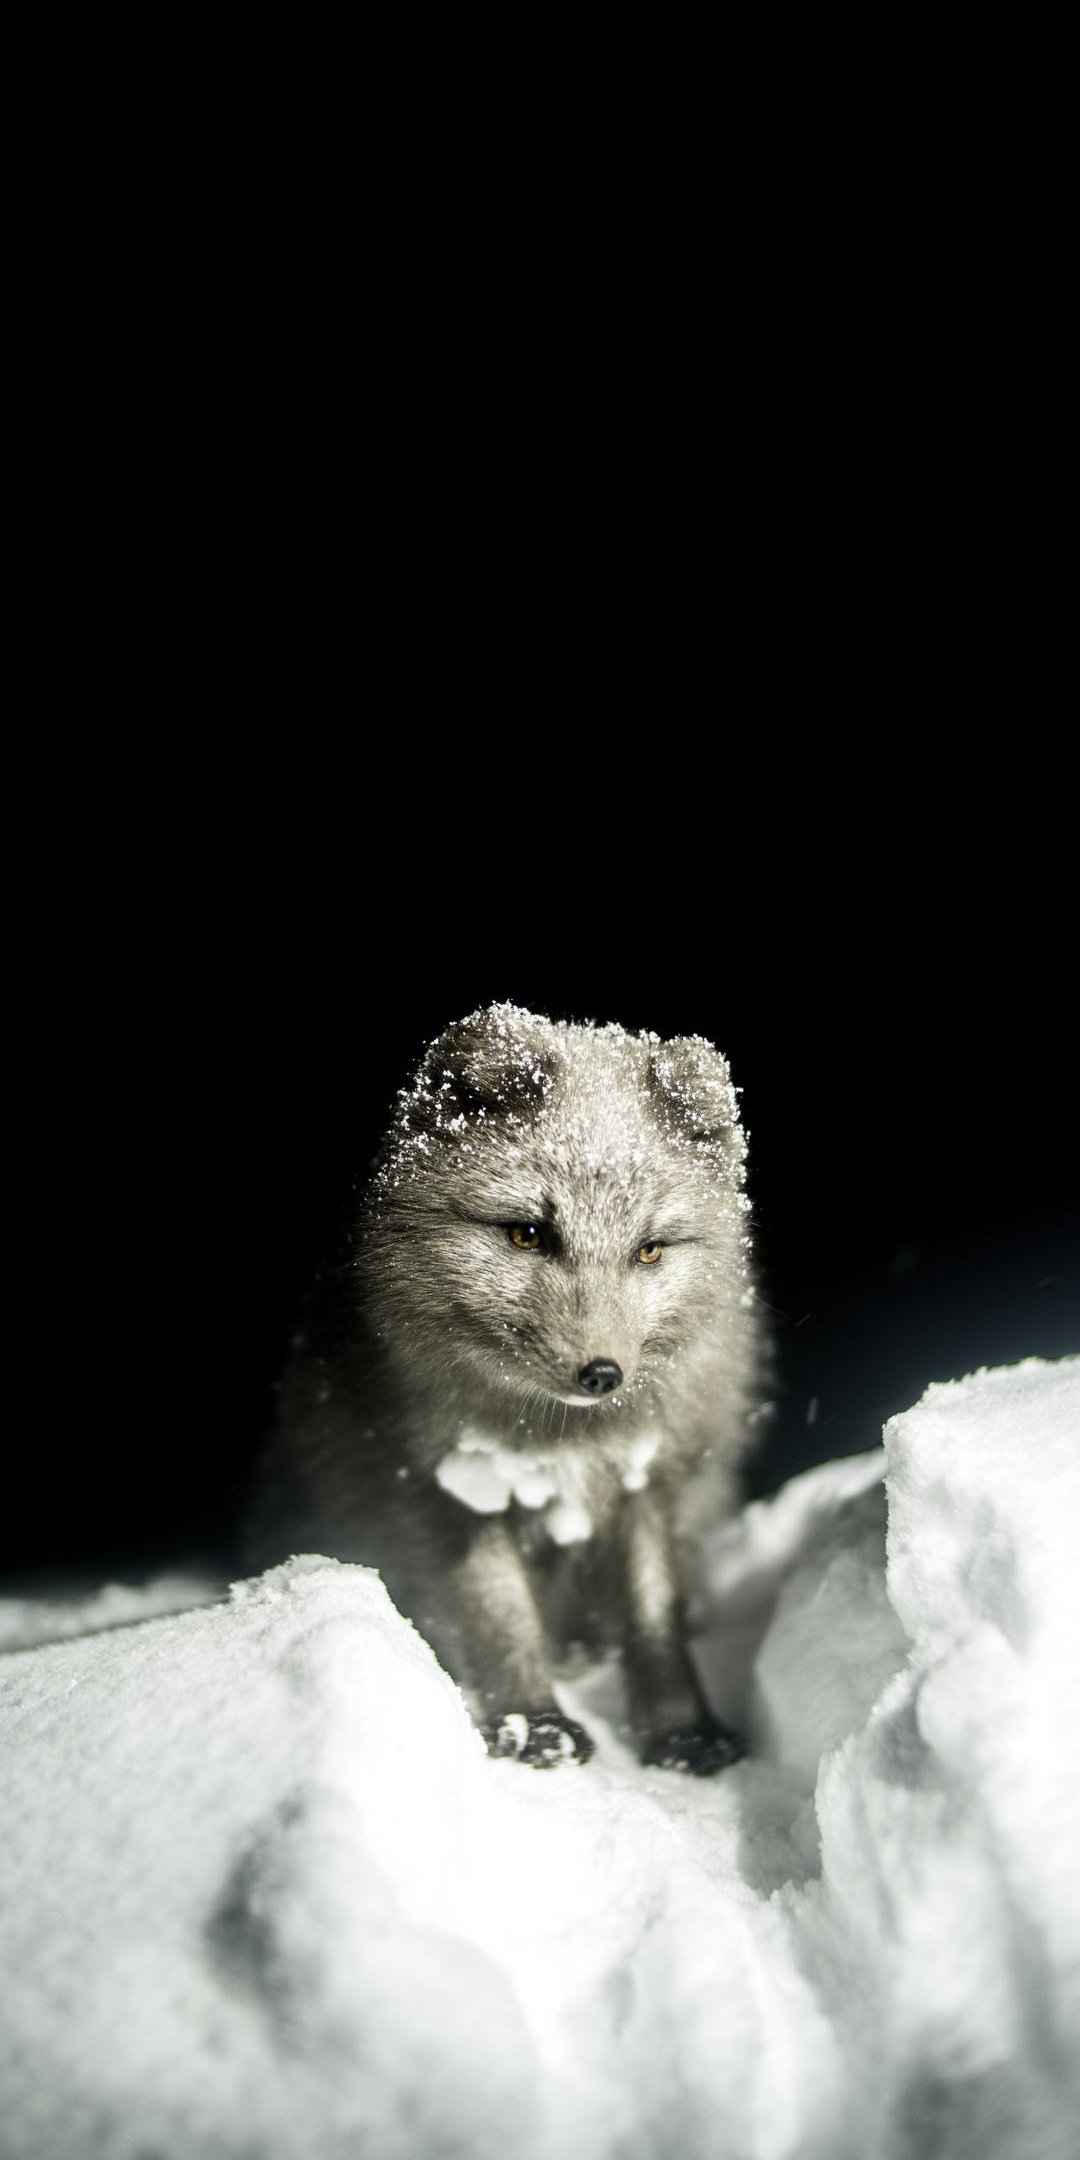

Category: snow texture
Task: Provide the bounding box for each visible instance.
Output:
[1,1357,1077,2160]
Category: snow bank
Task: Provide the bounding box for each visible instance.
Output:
[0,1574,220,1654]
[1,1357,1077,2160]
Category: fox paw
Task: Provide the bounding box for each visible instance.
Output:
[484,1708,594,1767]
[641,1717,744,1776]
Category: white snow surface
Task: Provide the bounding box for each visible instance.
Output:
[2,1357,1077,2160]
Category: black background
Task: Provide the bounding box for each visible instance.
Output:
[12,22,1075,1589]
[14,788,1076,1589]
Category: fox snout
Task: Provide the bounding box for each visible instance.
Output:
[549,1344,635,1405]
[577,1358,623,1395]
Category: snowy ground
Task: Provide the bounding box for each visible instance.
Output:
[1,1357,1077,2160]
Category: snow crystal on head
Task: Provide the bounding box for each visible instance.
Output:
[370,1003,557,1201]
[368,1003,748,1214]
[645,1034,748,1186]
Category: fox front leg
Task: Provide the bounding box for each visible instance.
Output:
[618,1485,743,1775]
[443,1517,594,1767]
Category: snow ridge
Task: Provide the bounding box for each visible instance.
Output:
[1,1358,1077,2160]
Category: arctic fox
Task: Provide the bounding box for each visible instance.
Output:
[247,1004,761,1771]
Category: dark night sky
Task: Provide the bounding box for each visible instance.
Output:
[13,151,1074,1592]
[14,795,1077,1586]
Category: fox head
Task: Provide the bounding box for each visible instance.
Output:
[361,1005,751,1426]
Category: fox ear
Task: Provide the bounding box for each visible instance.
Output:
[647,1037,740,1146]
[407,1006,559,1131]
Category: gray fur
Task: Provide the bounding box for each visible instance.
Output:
[246,1004,762,1770]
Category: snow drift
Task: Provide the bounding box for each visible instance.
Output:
[1,1357,1077,2160]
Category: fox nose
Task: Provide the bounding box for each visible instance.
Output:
[577,1358,623,1396]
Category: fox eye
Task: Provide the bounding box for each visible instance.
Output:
[636,1240,664,1265]
[508,1223,544,1252]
